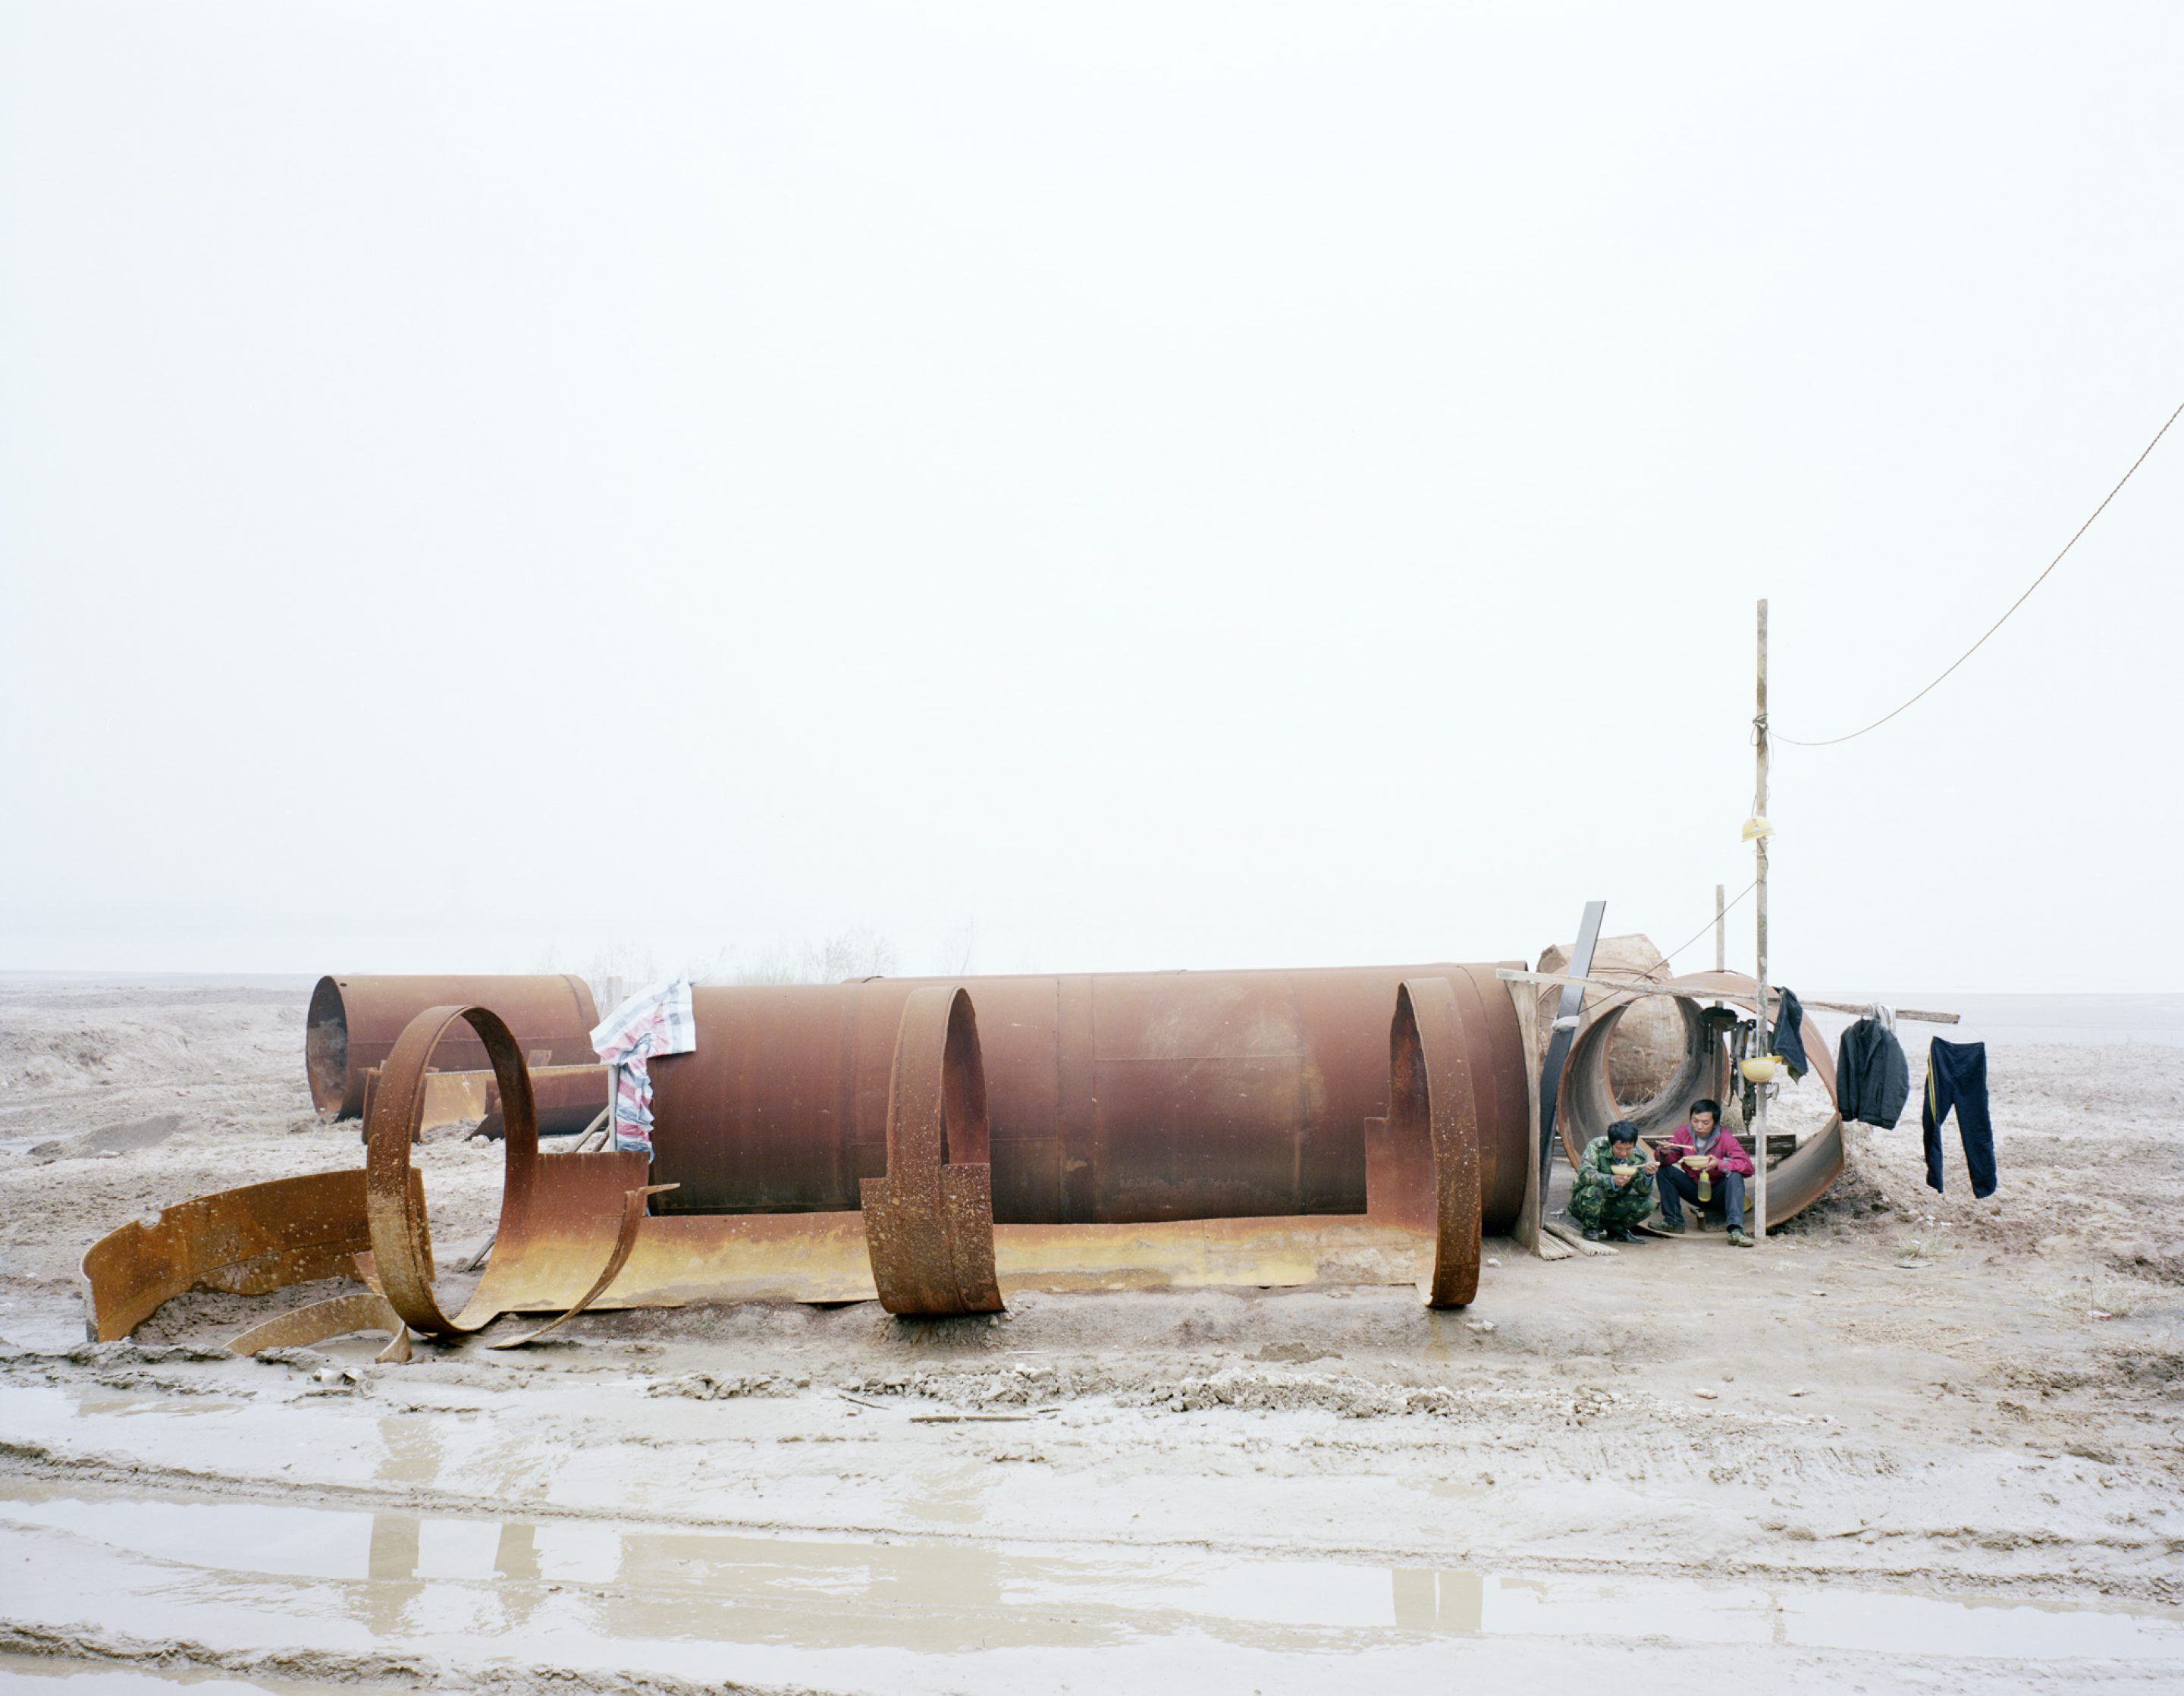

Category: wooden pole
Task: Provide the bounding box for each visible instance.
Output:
[1714,882,1727,973]
[1753,598,1770,1242]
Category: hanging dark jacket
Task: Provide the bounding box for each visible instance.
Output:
[1836,1016,1909,1129]
[1770,988,1809,1080]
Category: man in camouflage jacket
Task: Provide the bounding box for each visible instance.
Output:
[1568,1120,1655,1242]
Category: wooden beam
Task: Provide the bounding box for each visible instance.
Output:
[1493,968,1960,1025]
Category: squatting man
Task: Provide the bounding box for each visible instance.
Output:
[1569,1098,1755,1246]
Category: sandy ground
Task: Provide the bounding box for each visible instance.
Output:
[1,984,2180,1694]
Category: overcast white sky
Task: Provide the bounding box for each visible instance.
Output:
[2,2,2178,993]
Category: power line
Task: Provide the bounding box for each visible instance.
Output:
[1774,400,2183,748]
[1559,883,1759,1017]
[1642,878,1756,979]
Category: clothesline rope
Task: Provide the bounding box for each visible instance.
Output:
[1774,399,2183,748]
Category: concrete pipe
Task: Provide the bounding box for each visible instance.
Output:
[306,974,600,1118]
[646,962,1531,1233]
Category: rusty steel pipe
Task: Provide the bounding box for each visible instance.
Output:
[646,963,1529,1233]
[306,974,599,1117]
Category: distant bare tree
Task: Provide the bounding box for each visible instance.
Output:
[939,917,977,978]
[725,928,901,986]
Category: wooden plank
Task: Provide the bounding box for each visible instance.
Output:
[1495,969,1960,1025]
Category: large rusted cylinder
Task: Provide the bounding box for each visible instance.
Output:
[648,963,1529,1232]
[306,975,600,1118]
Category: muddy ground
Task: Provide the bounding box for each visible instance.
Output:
[0,983,2179,1694]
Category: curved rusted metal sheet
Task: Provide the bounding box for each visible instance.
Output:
[306,974,599,1118]
[1381,978,1481,1308]
[861,987,1004,1317]
[486,1183,677,1349]
[647,962,1529,1233]
[80,1167,428,1343]
[1553,969,1845,1226]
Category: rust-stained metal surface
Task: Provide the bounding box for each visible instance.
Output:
[486,1183,677,1349]
[306,974,598,1118]
[1378,978,1482,1307]
[100,966,1522,1346]
[860,987,1004,1317]
[226,1291,403,1356]
[80,1167,428,1343]
[358,1062,609,1142]
[479,1064,610,1140]
[647,963,1529,1233]
[1553,969,1845,1226]
[342,977,1498,1327]
[363,1002,650,1337]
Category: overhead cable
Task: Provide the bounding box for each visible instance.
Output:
[1775,400,2183,748]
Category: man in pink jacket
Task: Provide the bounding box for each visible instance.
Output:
[1649,1098,1756,1247]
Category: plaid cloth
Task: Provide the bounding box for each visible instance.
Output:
[589,977,697,1155]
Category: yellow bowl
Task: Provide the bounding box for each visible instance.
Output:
[1739,1055,1784,1083]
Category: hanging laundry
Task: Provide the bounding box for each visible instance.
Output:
[589,977,698,1157]
[1769,987,1809,1079]
[1922,1038,1995,1198]
[1837,1015,1910,1129]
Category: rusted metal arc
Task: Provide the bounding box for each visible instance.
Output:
[1556,997,1728,1162]
[80,1167,427,1343]
[860,987,1004,1316]
[1552,969,1847,1227]
[487,1184,677,1349]
[1389,979,1481,1308]
[364,1003,541,1338]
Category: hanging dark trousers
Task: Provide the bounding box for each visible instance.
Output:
[1922,1038,1995,1198]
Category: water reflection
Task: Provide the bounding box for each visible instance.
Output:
[1391,1568,1483,1633]
[2,1485,2180,1664]
[362,1514,421,1637]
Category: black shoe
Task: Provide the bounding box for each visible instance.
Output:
[1605,1227,1639,1242]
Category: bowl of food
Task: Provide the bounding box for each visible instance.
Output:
[1610,1161,1640,1178]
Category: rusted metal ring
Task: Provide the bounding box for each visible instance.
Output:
[364,1003,540,1337]
[1390,978,1482,1308]
[1553,972,1846,1226]
[1557,996,1728,1162]
[858,986,1004,1317]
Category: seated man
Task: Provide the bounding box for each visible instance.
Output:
[1649,1097,1756,1247]
[1570,1120,1655,1242]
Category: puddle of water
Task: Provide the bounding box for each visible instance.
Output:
[0,1481,2177,1666]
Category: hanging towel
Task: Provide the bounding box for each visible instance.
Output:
[1922,1038,1995,1198]
[1770,988,1809,1080]
[589,977,698,1156]
[1837,1016,1910,1129]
